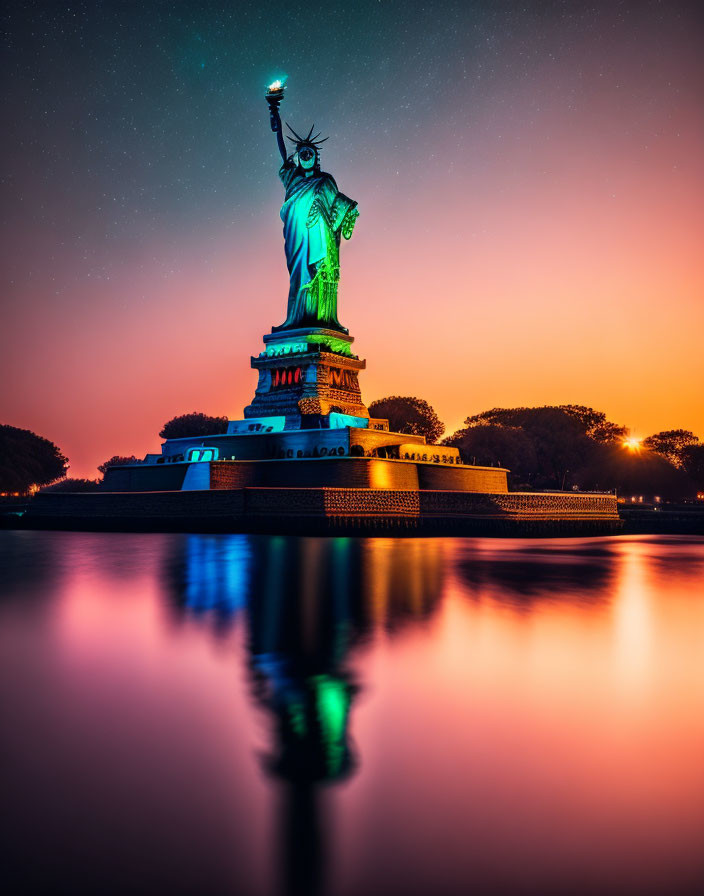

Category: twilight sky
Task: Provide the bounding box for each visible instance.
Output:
[2,0,703,477]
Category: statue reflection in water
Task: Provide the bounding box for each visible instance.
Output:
[168,534,444,896]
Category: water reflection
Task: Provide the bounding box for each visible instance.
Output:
[248,539,358,896]
[167,535,446,896]
[455,539,615,603]
[246,538,358,784]
[2,533,703,896]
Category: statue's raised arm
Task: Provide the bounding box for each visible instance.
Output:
[264,81,359,333]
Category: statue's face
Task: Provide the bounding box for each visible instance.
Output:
[298,145,317,170]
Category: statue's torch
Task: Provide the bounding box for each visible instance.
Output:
[265,79,285,130]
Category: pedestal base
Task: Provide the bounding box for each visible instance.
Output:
[245,327,368,428]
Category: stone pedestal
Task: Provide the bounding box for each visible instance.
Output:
[244,327,368,428]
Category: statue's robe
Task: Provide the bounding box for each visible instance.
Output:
[278,160,357,331]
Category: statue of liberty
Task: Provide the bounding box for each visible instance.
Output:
[266,82,358,333]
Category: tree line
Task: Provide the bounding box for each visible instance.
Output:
[368,398,703,497]
[2,401,703,499]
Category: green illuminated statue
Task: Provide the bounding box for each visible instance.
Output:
[266,81,358,332]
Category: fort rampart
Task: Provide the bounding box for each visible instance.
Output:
[25,487,620,536]
[105,456,510,494]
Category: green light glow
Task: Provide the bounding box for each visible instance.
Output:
[264,335,352,357]
[312,335,352,355]
[314,674,350,775]
[265,341,308,357]
[288,700,306,737]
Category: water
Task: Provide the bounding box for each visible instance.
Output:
[1,531,703,896]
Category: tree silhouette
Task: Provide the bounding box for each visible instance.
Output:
[642,430,699,468]
[557,405,627,443]
[41,477,100,492]
[97,455,139,476]
[577,444,693,500]
[0,424,68,494]
[443,425,537,487]
[368,396,444,443]
[160,412,229,440]
[680,444,704,489]
[450,405,699,498]
[466,405,626,443]
[460,406,594,488]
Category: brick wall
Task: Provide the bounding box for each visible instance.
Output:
[418,490,617,518]
[245,487,421,517]
[242,488,617,520]
[417,464,508,493]
[210,457,419,490]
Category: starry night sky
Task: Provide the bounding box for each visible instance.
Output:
[2,1,703,476]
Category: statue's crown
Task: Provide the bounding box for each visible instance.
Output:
[285,123,329,151]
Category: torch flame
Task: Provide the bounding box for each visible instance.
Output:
[267,79,284,92]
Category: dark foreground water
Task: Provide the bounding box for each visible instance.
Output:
[1,532,703,896]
